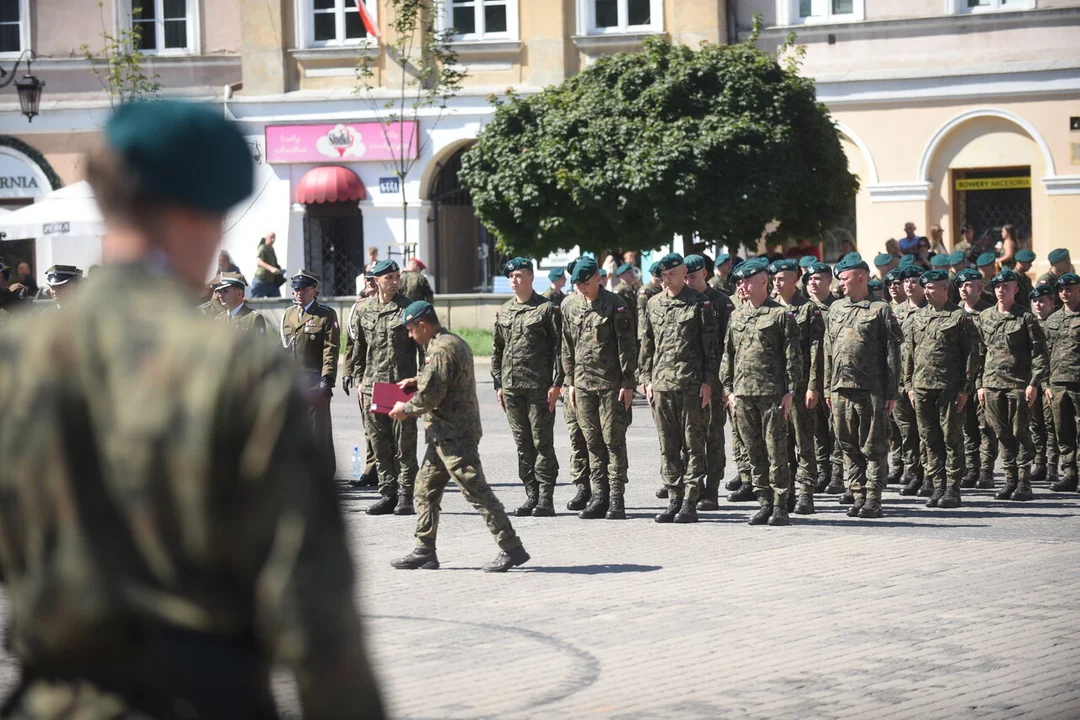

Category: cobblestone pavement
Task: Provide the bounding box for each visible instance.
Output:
[3,359,1079,719]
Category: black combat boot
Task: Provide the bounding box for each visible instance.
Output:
[995,472,1018,501]
[579,483,610,519]
[566,483,591,511]
[1046,464,1059,488]
[483,545,530,573]
[1030,464,1047,484]
[859,496,884,518]
[727,481,756,502]
[366,485,398,515]
[748,493,773,525]
[839,489,855,505]
[725,476,742,491]
[349,470,378,488]
[887,464,903,486]
[918,472,934,497]
[899,467,922,496]
[532,484,556,517]
[1011,469,1034,502]
[794,492,815,515]
[655,486,683,523]
[697,479,720,511]
[825,472,846,495]
[606,482,626,520]
[393,489,415,516]
[656,486,669,499]
[768,491,790,526]
[846,495,865,517]
[1051,474,1078,492]
[515,481,539,517]
[976,470,995,489]
[391,547,440,570]
[938,481,962,508]
[960,469,977,489]
[785,485,798,512]
[925,477,945,507]
[675,488,700,524]
[813,469,830,494]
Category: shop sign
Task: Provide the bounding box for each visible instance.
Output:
[0,153,45,199]
[955,176,1031,191]
[265,122,418,164]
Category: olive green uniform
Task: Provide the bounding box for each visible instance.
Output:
[702,287,735,498]
[399,269,434,303]
[962,300,998,484]
[559,294,591,497]
[811,294,844,489]
[281,300,340,477]
[542,286,566,306]
[778,293,822,495]
[892,299,926,486]
[1043,304,1080,485]
[215,301,268,335]
[1031,314,1059,481]
[344,298,378,480]
[1037,271,1063,310]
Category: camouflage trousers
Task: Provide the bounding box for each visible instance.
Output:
[363,436,376,475]
[963,395,998,476]
[811,400,842,483]
[705,387,727,486]
[563,396,590,486]
[980,389,1033,477]
[733,395,790,501]
[914,389,966,490]
[503,389,559,489]
[892,388,924,473]
[311,394,336,478]
[786,385,818,492]
[1031,391,1058,469]
[361,392,418,493]
[1049,384,1080,480]
[830,389,889,500]
[576,388,630,490]
[414,439,521,552]
[889,416,904,472]
[730,406,752,483]
[651,388,708,494]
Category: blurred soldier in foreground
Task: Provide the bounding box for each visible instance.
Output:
[212,272,268,334]
[0,101,382,719]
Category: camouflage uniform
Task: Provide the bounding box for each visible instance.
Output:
[344,298,378,485]
[1043,304,1080,488]
[403,329,522,553]
[1016,271,1033,309]
[559,293,591,508]
[700,286,734,504]
[905,303,980,503]
[709,274,735,296]
[824,297,902,512]
[973,304,1048,497]
[281,298,340,477]
[398,269,434,303]
[542,286,566,306]
[1037,271,1063,310]
[215,301,268,335]
[0,265,381,718]
[961,299,998,486]
[612,279,640,341]
[492,291,564,514]
[892,299,928,492]
[810,293,844,492]
[639,286,719,517]
[778,293,822,500]
[637,281,663,338]
[1031,313,1059,483]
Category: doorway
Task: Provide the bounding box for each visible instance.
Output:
[952,167,1031,248]
[303,201,365,298]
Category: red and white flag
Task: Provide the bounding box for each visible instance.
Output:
[352,0,380,37]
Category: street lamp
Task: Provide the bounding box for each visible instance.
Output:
[0,51,44,123]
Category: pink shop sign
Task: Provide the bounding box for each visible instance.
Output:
[265,121,419,164]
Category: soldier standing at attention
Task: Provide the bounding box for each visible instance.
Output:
[399,257,434,303]
[560,261,593,512]
[638,262,664,336]
[886,268,907,308]
[974,269,1048,501]
[0,101,383,718]
[895,265,930,496]
[1043,273,1080,492]
[562,257,637,520]
[957,268,997,490]
[1013,249,1036,309]
[885,267,909,485]
[390,301,530,572]
[685,254,734,510]
[874,253,898,281]
[612,262,640,338]
[542,266,567,305]
[492,257,564,518]
[905,270,980,509]
[976,252,999,298]
[805,262,844,497]
[721,259,801,526]
[280,270,341,477]
[823,256,902,518]
[1029,284,1059,487]
[349,260,423,516]
[1037,248,1073,310]
[211,272,268,334]
[343,270,379,488]
[710,253,735,295]
[640,253,719,523]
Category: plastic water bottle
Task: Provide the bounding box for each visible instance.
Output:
[352,446,361,481]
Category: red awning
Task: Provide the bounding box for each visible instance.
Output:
[295,165,367,204]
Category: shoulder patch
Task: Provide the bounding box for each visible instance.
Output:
[616,306,626,312]
[703,301,711,307]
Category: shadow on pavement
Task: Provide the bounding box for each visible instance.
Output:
[522,564,662,574]
[806,519,986,528]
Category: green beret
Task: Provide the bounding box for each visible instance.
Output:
[898,265,923,280]
[990,269,1019,288]
[930,254,951,268]
[105,101,253,215]
[290,269,320,289]
[842,251,863,264]
[768,259,797,275]
[616,262,636,276]
[547,267,565,282]
[567,259,578,277]
[212,271,247,291]
[657,253,684,272]
[976,252,997,268]
[1030,284,1055,299]
[798,255,817,269]
[571,257,599,284]
[1015,249,1036,263]
[898,254,916,268]
[371,259,400,276]
[45,264,83,286]
[684,255,706,273]
[920,269,950,286]
[1056,272,1080,288]
[804,261,832,278]
[955,268,981,285]
[868,279,884,292]
[503,257,533,276]
[835,256,870,276]
[883,268,903,285]
[649,262,661,278]
[715,254,730,266]
[598,269,607,278]
[947,251,966,266]
[401,300,436,325]
[874,253,894,267]
[731,259,768,281]
[1048,248,1070,264]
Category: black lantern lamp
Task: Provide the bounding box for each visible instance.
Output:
[0,51,44,123]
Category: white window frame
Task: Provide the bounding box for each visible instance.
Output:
[779,0,864,25]
[124,0,199,55]
[440,0,519,42]
[0,0,32,60]
[296,0,378,49]
[577,0,664,36]
[950,0,1035,14]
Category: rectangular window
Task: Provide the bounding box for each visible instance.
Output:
[0,0,22,54]
[131,0,190,52]
[956,0,1034,11]
[792,0,863,23]
[306,0,372,47]
[446,0,516,41]
[583,0,662,34]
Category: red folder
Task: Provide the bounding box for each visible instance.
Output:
[370,382,415,414]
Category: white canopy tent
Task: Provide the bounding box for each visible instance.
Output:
[0,181,103,280]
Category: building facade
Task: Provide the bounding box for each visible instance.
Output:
[0,0,1077,289]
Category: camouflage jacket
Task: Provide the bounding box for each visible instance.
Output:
[491,292,564,391]
[703,286,735,383]
[1043,304,1080,385]
[893,299,926,391]
[562,288,637,391]
[721,298,802,397]
[639,286,719,391]
[399,270,434,303]
[346,293,422,392]
[403,329,482,443]
[903,303,980,393]
[612,280,640,338]
[1016,272,1033,309]
[709,274,734,296]
[807,294,836,394]
[637,282,663,339]
[541,286,566,306]
[777,294,822,393]
[824,297,902,399]
[1037,271,1064,309]
[215,302,268,335]
[0,264,379,718]
[973,305,1048,390]
[280,300,340,387]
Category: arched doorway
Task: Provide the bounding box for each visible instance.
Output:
[296,166,367,297]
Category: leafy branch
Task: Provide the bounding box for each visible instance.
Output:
[79,1,161,107]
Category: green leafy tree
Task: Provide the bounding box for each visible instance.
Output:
[459,24,858,257]
[80,2,161,107]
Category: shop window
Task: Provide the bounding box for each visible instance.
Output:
[785,0,864,24]
[444,0,518,41]
[131,0,194,53]
[300,0,376,48]
[953,0,1035,13]
[578,0,663,35]
[0,0,29,57]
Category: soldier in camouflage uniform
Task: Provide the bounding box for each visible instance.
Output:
[973,269,1048,500]
[1029,284,1059,486]
[905,270,980,508]
[612,262,640,339]
[885,267,908,484]
[1013,249,1035,309]
[640,253,719,524]
[0,101,383,718]
[281,269,341,478]
[1037,248,1073,311]
[721,259,801,526]
[542,266,567,306]
[398,257,434,303]
[638,262,663,337]
[957,268,997,489]
[805,263,845,497]
[558,263,593,511]
[894,265,930,496]
[709,253,735,296]
[346,259,423,516]
[492,257,564,518]
[562,257,637,520]
[390,301,530,572]
[1043,273,1080,492]
[211,272,268,334]
[343,271,379,488]
[823,256,902,518]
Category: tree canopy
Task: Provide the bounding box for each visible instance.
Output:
[459,33,859,257]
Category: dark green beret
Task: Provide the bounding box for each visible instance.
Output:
[874,253,894,267]
[898,265,923,280]
[104,101,253,215]
[572,257,599,284]
[799,255,817,269]
[1048,248,1070,264]
[948,251,966,266]
[976,252,997,268]
[883,268,903,285]
[920,269,950,286]
[371,259,400,276]
[842,251,863,265]
[684,255,706,273]
[401,300,437,325]
[731,259,768,281]
[567,259,578,277]
[657,253,684,272]
[290,269,320,289]
[930,254,951,268]
[1056,272,1080,288]
[212,271,247,291]
[616,262,635,276]
[868,279,884,292]
[804,261,832,278]
[599,269,608,278]
[548,267,565,282]
[898,254,916,268]
[835,256,870,276]
[45,264,83,286]
[503,257,533,276]
[990,269,1019,288]
[955,268,981,284]
[649,262,661,278]
[1015,249,1036,263]
[715,254,730,266]
[768,259,798,275]
[1030,284,1055,299]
